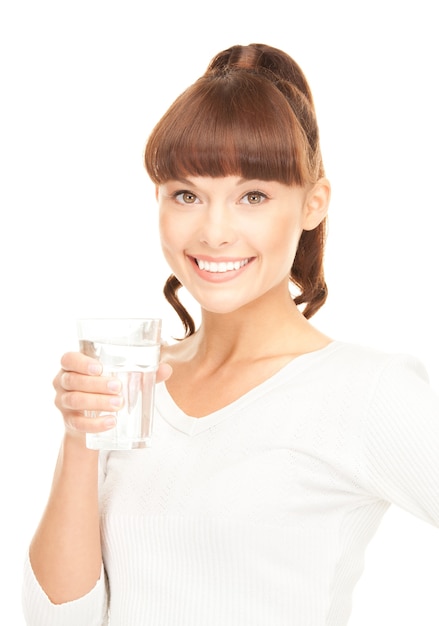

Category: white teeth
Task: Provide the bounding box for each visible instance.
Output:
[197,258,249,273]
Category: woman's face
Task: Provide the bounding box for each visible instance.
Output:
[157,175,327,315]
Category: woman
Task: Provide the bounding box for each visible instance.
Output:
[22,43,439,626]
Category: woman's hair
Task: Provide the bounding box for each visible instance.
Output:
[144,43,327,337]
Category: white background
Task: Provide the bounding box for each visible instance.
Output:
[1,0,438,623]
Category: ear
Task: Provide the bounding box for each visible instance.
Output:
[302,178,331,231]
[155,185,160,201]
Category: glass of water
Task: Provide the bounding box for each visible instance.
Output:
[77,318,162,450]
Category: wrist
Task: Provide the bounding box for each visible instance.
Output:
[61,431,99,462]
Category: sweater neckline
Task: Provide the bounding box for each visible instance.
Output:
[155,340,343,436]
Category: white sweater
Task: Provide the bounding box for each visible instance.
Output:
[22,341,439,625]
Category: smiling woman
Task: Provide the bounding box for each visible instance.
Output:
[22,43,439,626]
[156,175,328,320]
[145,45,329,334]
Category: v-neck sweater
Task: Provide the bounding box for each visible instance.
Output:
[22,341,439,625]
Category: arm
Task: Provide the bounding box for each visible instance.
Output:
[27,353,172,607]
[362,354,439,526]
[28,352,121,604]
[29,435,102,603]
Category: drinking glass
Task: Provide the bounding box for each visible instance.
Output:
[77,318,161,450]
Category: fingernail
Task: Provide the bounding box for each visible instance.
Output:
[104,417,116,428]
[110,396,123,408]
[107,379,121,392]
[88,362,102,375]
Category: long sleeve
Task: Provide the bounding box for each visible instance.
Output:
[22,553,108,626]
[362,354,439,526]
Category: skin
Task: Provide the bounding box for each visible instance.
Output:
[29,174,330,602]
[158,176,332,415]
[29,358,172,603]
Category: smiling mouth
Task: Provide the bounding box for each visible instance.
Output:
[194,258,251,273]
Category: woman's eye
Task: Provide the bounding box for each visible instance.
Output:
[174,191,199,204]
[241,191,267,205]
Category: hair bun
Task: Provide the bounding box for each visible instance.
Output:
[205,43,314,105]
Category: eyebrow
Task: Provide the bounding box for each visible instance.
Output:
[169,177,193,186]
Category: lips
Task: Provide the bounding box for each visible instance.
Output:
[195,258,250,273]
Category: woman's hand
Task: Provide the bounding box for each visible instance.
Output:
[53,352,173,439]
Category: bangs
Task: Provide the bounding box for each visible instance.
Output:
[145,73,309,186]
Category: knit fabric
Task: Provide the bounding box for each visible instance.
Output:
[22,341,439,625]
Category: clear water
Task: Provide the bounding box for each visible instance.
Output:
[79,340,160,450]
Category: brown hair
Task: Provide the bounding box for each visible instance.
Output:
[145,43,327,337]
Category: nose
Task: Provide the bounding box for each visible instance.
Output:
[199,203,238,249]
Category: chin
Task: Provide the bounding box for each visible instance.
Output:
[201,296,261,316]
[201,304,243,315]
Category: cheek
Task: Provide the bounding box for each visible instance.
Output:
[267,230,303,278]
[265,219,302,254]
[158,212,193,275]
[159,209,195,243]
[158,214,178,264]
[159,212,180,247]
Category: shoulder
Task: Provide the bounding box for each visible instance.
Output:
[327,342,438,432]
[321,340,429,382]
[299,340,432,412]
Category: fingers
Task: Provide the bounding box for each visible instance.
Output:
[54,352,173,438]
[60,351,103,376]
[59,352,172,383]
[59,370,121,395]
[64,413,117,435]
[156,362,173,383]
[56,388,123,413]
[55,372,123,414]
[54,352,122,437]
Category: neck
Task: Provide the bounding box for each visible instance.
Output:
[187,283,329,367]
